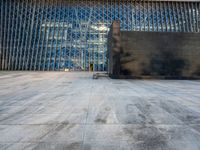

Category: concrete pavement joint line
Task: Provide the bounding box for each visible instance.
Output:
[81,78,94,150]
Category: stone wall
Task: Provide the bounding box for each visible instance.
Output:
[108,21,121,76]
[108,23,200,79]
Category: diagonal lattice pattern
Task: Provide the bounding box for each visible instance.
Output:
[0,0,200,71]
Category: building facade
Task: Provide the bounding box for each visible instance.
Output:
[0,0,200,71]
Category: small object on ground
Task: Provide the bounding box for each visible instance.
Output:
[93,74,98,79]
[93,72,108,79]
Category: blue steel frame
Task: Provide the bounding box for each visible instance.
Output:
[0,0,200,71]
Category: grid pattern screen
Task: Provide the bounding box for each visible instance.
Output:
[0,0,199,71]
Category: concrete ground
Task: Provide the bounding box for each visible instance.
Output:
[0,72,200,150]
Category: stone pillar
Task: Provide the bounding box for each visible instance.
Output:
[108,21,121,77]
[0,51,2,70]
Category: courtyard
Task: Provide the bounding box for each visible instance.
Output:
[0,72,200,150]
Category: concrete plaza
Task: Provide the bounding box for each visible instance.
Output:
[0,72,200,150]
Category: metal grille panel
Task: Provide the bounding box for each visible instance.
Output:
[0,0,200,71]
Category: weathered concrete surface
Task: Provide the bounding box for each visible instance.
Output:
[108,21,121,76]
[120,31,200,78]
[0,72,200,150]
[108,27,200,79]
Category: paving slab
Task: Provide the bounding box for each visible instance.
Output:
[0,71,200,150]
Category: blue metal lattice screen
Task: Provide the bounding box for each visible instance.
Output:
[0,0,200,71]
